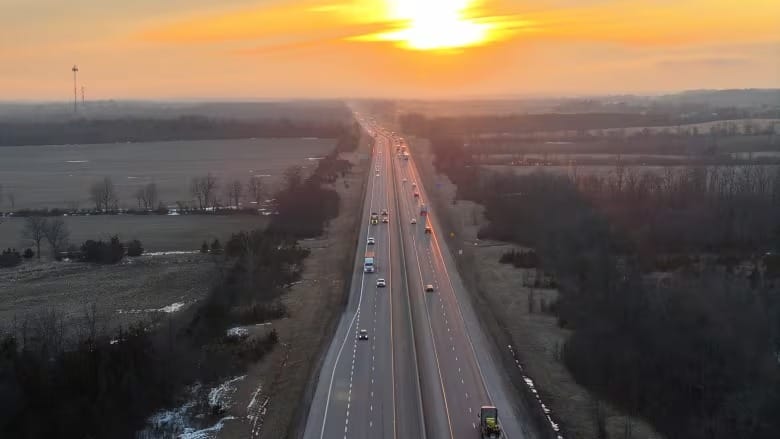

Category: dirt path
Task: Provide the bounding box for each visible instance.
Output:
[218,137,372,439]
[409,138,663,439]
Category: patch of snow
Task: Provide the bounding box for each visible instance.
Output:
[65,160,89,163]
[179,416,236,439]
[144,251,199,256]
[117,301,187,315]
[226,327,249,339]
[208,375,245,412]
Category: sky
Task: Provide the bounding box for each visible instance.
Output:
[1,0,778,100]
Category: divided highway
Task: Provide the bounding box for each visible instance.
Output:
[303,117,530,439]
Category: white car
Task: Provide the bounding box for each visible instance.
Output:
[411,218,417,224]
[402,178,407,183]
[425,284,435,292]
[358,329,369,340]
[367,237,375,245]
[376,278,387,288]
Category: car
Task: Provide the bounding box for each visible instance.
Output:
[367,237,375,245]
[424,225,432,234]
[376,172,380,177]
[412,182,417,188]
[358,329,369,340]
[411,218,417,224]
[402,178,407,183]
[381,209,388,216]
[382,217,389,223]
[413,191,419,198]
[425,284,435,292]
[376,278,386,288]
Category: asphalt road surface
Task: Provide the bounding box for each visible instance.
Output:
[303,117,531,439]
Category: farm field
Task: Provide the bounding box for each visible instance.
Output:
[0,253,217,333]
[0,137,335,210]
[0,214,268,252]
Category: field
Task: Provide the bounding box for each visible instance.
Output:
[0,137,335,210]
[0,214,268,252]
[0,253,217,333]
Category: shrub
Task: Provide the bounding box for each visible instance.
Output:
[80,235,125,264]
[23,248,34,259]
[200,241,209,253]
[210,239,222,254]
[126,239,144,257]
[0,248,22,268]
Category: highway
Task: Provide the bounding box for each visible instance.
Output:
[303,117,530,439]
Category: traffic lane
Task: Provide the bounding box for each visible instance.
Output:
[397,193,455,439]
[397,144,493,431]
[415,235,490,437]
[386,137,428,439]
[305,137,384,439]
[321,175,386,438]
[404,143,528,439]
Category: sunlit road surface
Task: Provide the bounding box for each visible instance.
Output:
[303,117,529,439]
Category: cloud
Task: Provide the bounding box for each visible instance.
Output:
[657,58,752,69]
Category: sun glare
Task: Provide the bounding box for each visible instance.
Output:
[372,0,494,51]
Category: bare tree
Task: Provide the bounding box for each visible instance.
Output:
[283,166,303,191]
[190,174,218,210]
[134,187,145,209]
[133,182,159,210]
[22,216,48,260]
[0,183,3,212]
[247,176,265,207]
[225,179,243,209]
[43,217,70,258]
[143,182,158,210]
[7,193,15,211]
[90,177,118,212]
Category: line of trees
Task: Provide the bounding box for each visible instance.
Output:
[0,116,349,147]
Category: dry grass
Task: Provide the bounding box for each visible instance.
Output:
[0,253,218,333]
[410,137,662,439]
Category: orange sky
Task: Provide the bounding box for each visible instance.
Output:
[1,0,778,100]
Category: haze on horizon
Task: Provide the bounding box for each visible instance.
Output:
[2,0,779,101]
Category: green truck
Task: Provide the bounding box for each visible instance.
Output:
[479,406,501,438]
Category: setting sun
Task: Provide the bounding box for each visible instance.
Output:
[369,0,495,51]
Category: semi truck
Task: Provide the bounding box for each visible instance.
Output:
[479,406,501,438]
[364,250,376,273]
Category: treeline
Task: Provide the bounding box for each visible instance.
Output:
[430,136,780,439]
[401,111,770,137]
[0,116,348,146]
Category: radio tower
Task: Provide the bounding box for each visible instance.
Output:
[81,86,85,106]
[71,65,79,113]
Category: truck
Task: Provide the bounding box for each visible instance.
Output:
[479,406,501,438]
[420,203,428,216]
[364,251,376,273]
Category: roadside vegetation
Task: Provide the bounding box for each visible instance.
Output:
[427,131,780,438]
